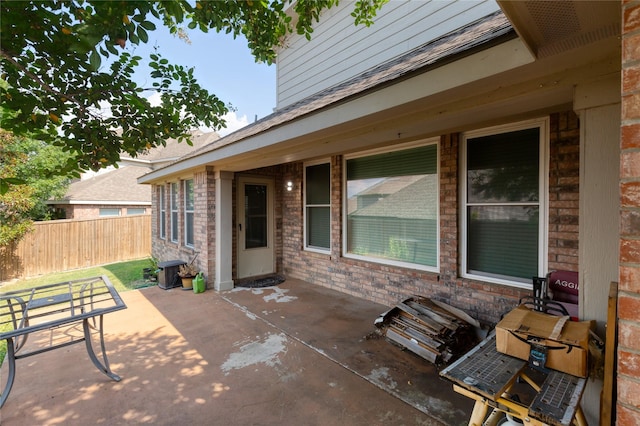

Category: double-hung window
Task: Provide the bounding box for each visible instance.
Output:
[461,120,547,286]
[184,179,194,247]
[304,162,331,252]
[170,182,179,243]
[159,186,166,240]
[345,141,439,270]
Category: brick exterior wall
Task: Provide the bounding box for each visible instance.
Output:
[150,186,158,242]
[277,112,580,325]
[193,168,216,283]
[148,113,581,325]
[58,204,148,219]
[279,163,300,275]
[618,2,640,423]
[548,111,580,272]
[436,132,525,322]
[151,177,206,278]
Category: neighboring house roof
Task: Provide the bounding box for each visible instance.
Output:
[349,175,438,220]
[50,165,153,205]
[52,130,217,206]
[122,129,219,164]
[347,176,423,214]
[354,176,424,197]
[139,10,513,182]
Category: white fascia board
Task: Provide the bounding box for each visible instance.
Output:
[139,38,533,184]
[119,157,152,165]
[317,38,533,127]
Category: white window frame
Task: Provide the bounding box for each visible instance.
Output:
[460,118,549,289]
[184,179,194,247]
[342,138,440,272]
[170,182,179,243]
[304,160,331,254]
[127,208,146,215]
[159,186,166,240]
[99,208,120,217]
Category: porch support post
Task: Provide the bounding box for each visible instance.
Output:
[573,74,620,426]
[215,170,234,291]
[574,74,621,331]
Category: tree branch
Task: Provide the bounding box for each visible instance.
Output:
[0,49,74,104]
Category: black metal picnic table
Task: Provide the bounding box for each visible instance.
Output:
[0,276,127,408]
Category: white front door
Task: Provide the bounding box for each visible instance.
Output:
[237,176,275,279]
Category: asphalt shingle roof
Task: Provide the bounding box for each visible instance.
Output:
[56,130,217,204]
[179,10,514,163]
[350,175,438,220]
[122,129,219,162]
[60,165,152,203]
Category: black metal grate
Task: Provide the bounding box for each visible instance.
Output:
[529,370,586,426]
[440,333,526,399]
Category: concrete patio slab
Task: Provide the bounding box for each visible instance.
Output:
[0,278,472,425]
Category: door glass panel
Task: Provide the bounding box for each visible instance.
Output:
[244,184,268,249]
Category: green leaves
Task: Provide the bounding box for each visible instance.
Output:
[139,21,156,31]
[0,129,73,244]
[137,25,148,43]
[89,48,101,71]
[352,0,389,26]
[0,177,25,196]
[0,0,385,175]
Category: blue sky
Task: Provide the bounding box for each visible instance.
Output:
[126,22,277,136]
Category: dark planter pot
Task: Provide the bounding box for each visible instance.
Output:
[143,268,152,280]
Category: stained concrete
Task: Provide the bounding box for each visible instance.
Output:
[0,279,472,425]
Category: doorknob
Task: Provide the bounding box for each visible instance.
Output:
[238,223,242,231]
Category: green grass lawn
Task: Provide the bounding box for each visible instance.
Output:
[0,258,157,293]
[0,258,158,364]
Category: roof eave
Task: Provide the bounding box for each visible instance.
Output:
[139,36,531,184]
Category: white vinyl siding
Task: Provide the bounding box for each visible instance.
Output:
[276,0,500,109]
[461,119,548,288]
[344,140,439,271]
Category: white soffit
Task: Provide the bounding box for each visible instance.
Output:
[497,0,620,59]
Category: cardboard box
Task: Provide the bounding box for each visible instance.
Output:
[495,305,594,377]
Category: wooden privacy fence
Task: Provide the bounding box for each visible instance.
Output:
[0,215,151,282]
